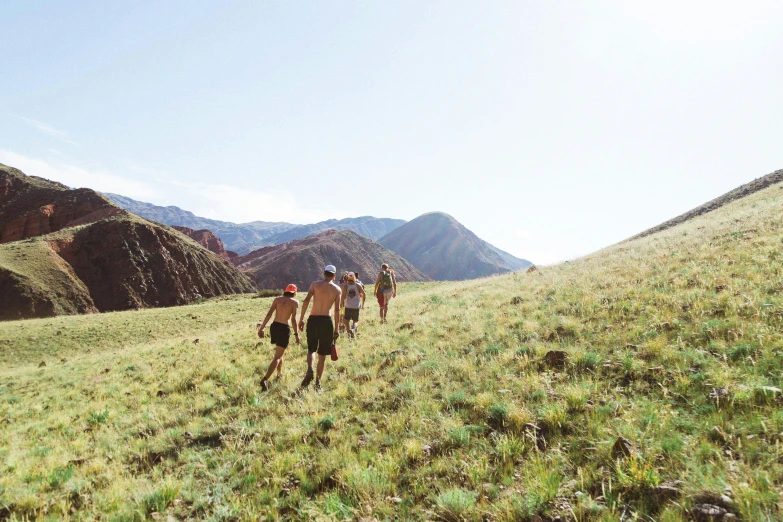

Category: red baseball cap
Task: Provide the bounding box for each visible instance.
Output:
[285,284,297,293]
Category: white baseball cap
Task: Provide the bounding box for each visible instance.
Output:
[324,264,336,274]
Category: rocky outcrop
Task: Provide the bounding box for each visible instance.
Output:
[379,212,532,281]
[172,226,233,262]
[236,229,428,290]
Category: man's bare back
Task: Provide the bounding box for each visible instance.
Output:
[303,280,342,318]
[271,296,299,325]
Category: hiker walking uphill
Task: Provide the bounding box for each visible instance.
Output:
[374,263,397,323]
[298,265,342,390]
[341,272,366,338]
[257,284,300,391]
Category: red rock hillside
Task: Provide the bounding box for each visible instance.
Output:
[0,163,256,320]
[235,229,428,290]
[0,164,124,244]
[172,226,236,262]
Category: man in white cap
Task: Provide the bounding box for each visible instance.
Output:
[298,264,342,390]
[341,272,365,338]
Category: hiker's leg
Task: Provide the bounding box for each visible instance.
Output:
[316,354,327,381]
[276,355,284,376]
[262,346,286,382]
[306,351,315,370]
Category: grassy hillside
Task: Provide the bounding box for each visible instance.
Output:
[0,239,96,320]
[1,182,782,520]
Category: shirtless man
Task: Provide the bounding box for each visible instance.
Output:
[257,284,300,390]
[341,272,366,338]
[374,263,397,323]
[298,265,342,390]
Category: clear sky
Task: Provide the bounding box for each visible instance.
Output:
[2,1,781,264]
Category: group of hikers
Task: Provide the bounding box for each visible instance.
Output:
[256,263,398,391]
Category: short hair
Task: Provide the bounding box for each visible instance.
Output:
[324,271,336,279]
[283,291,295,298]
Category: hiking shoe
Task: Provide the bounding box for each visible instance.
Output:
[314,380,322,391]
[347,329,355,339]
[300,368,314,388]
[260,379,270,391]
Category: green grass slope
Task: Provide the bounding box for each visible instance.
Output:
[1,182,782,520]
[0,240,96,321]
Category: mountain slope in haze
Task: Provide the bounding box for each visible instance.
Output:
[105,193,408,254]
[262,216,406,246]
[104,193,296,255]
[236,229,428,290]
[0,165,254,320]
[625,168,783,242]
[379,212,531,280]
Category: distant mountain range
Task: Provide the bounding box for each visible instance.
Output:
[235,229,428,290]
[106,193,532,283]
[104,194,405,254]
[104,193,293,254]
[0,164,254,320]
[379,212,532,280]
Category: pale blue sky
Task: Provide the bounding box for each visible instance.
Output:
[2,1,782,264]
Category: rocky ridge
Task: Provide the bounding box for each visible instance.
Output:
[172,226,237,262]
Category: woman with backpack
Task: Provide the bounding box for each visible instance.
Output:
[374,263,397,324]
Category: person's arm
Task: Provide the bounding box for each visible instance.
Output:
[341,287,347,309]
[299,284,314,331]
[392,270,397,297]
[359,284,366,308]
[333,289,342,340]
[291,301,301,344]
[258,300,276,337]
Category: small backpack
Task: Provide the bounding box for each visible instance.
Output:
[381,270,393,288]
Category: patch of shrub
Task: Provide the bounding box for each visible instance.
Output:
[87,408,109,426]
[434,488,477,522]
[47,464,74,489]
[488,403,510,428]
[317,417,336,431]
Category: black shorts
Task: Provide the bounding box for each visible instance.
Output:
[343,308,360,322]
[306,316,333,356]
[270,322,291,348]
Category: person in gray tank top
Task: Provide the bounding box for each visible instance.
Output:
[341,272,366,338]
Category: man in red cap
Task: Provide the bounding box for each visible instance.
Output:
[257,283,300,390]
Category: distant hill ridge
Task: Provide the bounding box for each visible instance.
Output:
[625,168,783,242]
[104,193,406,254]
[379,212,531,281]
[0,164,254,320]
[236,229,428,290]
[104,193,295,254]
